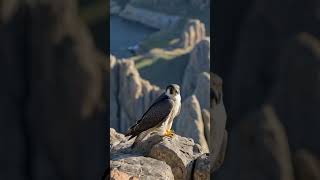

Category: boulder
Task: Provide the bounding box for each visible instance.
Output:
[111,155,174,180]
[110,128,208,180]
[175,95,209,153]
[193,154,210,180]
[148,134,204,180]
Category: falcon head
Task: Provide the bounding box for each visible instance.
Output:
[165,84,181,100]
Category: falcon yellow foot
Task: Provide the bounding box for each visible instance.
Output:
[164,129,175,137]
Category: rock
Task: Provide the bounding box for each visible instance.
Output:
[211,130,228,174]
[214,105,295,180]
[0,0,106,179]
[194,72,210,110]
[110,169,138,180]
[119,4,180,29]
[210,73,227,171]
[179,19,206,49]
[201,109,210,142]
[110,129,208,180]
[110,128,126,147]
[148,134,204,180]
[293,149,320,180]
[193,154,210,180]
[175,95,209,153]
[182,38,210,98]
[110,55,161,133]
[111,155,174,180]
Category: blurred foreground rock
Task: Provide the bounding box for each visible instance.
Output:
[0,0,106,179]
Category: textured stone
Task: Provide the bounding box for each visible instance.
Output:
[148,134,203,180]
[175,95,209,153]
[193,153,210,180]
[182,38,210,98]
[110,55,161,133]
[111,155,174,180]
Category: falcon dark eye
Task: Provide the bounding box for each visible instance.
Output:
[170,88,174,94]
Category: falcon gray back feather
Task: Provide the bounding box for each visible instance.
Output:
[125,93,174,143]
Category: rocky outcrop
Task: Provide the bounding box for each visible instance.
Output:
[111,155,174,180]
[194,72,210,110]
[213,0,320,179]
[214,105,295,180]
[119,4,180,29]
[110,55,161,133]
[210,73,228,174]
[293,149,320,180]
[179,19,206,49]
[0,0,106,179]
[175,95,209,153]
[182,38,210,99]
[110,129,211,180]
[193,154,210,180]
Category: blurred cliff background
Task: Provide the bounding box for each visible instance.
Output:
[213,0,320,180]
[0,0,107,180]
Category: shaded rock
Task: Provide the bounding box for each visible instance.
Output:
[148,134,204,180]
[293,149,320,180]
[110,55,161,133]
[211,130,228,174]
[179,19,206,49]
[0,1,106,180]
[182,38,210,98]
[175,95,209,153]
[270,33,320,155]
[194,72,210,110]
[119,4,180,29]
[193,153,210,180]
[111,155,174,180]
[214,105,294,180]
[209,73,228,175]
[210,73,227,170]
[201,109,210,142]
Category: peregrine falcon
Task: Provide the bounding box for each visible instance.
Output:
[125,84,181,148]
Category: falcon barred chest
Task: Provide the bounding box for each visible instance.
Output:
[125,84,181,148]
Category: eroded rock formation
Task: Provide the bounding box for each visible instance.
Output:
[110,129,218,180]
[110,55,161,133]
